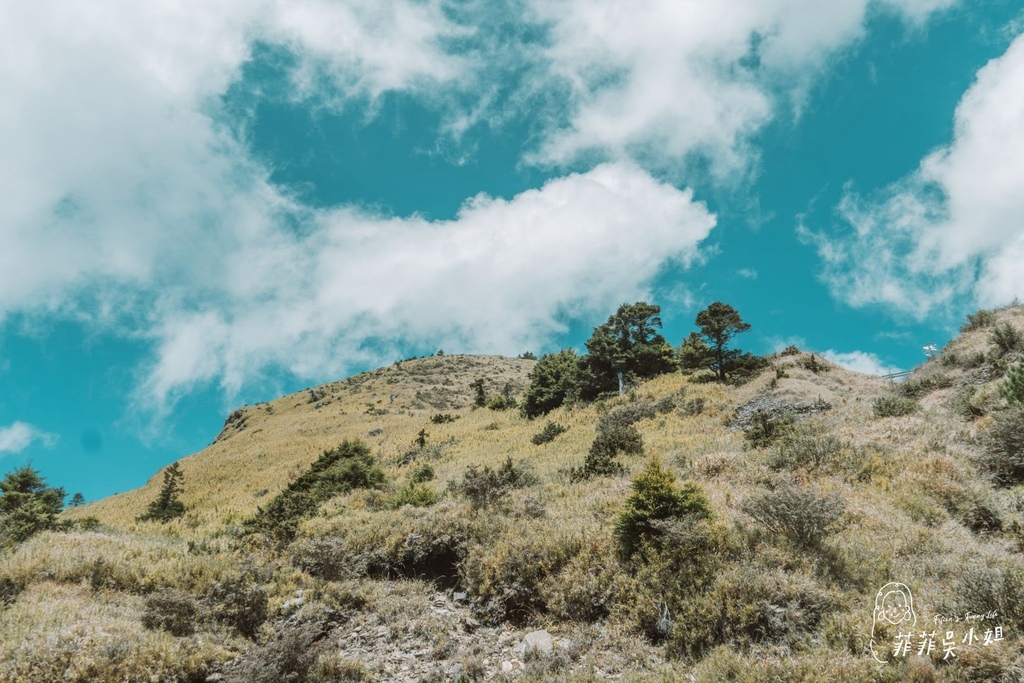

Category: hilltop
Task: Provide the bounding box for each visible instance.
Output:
[3,307,1024,682]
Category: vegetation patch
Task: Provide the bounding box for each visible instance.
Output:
[872,395,920,418]
[530,421,568,445]
[244,440,386,544]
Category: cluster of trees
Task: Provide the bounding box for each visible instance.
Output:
[522,301,758,418]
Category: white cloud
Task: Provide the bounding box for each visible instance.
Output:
[0,0,960,414]
[822,350,902,376]
[738,269,759,279]
[522,0,956,175]
[0,422,57,454]
[0,0,468,320]
[811,32,1024,314]
[140,162,715,406]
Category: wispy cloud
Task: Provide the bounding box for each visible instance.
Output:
[0,0,958,415]
[809,31,1024,315]
[138,162,716,408]
[822,350,901,376]
[517,0,956,176]
[0,422,57,454]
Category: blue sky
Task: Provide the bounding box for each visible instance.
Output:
[2,0,1024,502]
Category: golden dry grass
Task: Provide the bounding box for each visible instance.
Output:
[6,307,1023,681]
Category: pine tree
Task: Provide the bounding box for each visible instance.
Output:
[471,378,487,407]
[521,349,580,418]
[693,302,753,382]
[577,302,677,400]
[1000,361,1024,407]
[138,462,186,523]
[0,465,66,546]
[69,492,85,507]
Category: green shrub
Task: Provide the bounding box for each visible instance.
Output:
[520,349,580,418]
[486,395,516,411]
[952,386,987,420]
[390,481,438,508]
[999,361,1024,407]
[430,413,458,424]
[873,395,920,418]
[463,528,582,625]
[141,588,198,636]
[980,408,1024,486]
[962,309,996,332]
[681,397,705,416]
[780,345,801,356]
[743,410,794,449]
[573,421,644,481]
[667,567,839,658]
[244,440,386,544]
[899,373,953,399]
[798,354,831,374]
[410,464,435,483]
[991,322,1024,357]
[768,429,845,471]
[741,483,845,550]
[531,421,568,445]
[225,623,330,683]
[208,572,268,639]
[459,457,539,509]
[615,459,712,560]
[0,466,66,547]
[944,565,1024,630]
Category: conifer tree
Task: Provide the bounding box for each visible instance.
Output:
[138,462,186,523]
[1000,361,1024,407]
[0,465,65,546]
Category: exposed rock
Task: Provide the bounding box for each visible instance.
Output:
[517,629,554,657]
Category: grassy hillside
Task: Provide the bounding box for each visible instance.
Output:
[4,310,1024,682]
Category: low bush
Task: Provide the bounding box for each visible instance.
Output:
[531,421,568,445]
[141,588,198,637]
[873,395,920,418]
[244,440,386,544]
[463,526,582,625]
[225,622,331,683]
[780,345,801,356]
[991,322,1024,357]
[410,464,435,483]
[962,309,996,332]
[430,413,458,424]
[999,361,1024,407]
[980,408,1024,486]
[389,481,438,508]
[208,571,268,639]
[952,385,988,420]
[741,482,845,550]
[798,354,831,374]
[681,397,705,416]
[743,410,794,449]
[667,567,839,658]
[944,565,1024,631]
[458,457,538,510]
[898,373,953,399]
[571,423,644,481]
[615,459,712,560]
[767,427,845,471]
[294,504,471,586]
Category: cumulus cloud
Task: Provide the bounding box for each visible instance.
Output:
[140,163,715,406]
[821,350,901,375]
[0,0,958,412]
[0,422,57,454]
[810,32,1024,315]
[522,0,956,175]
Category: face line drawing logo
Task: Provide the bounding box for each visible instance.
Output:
[871,581,916,663]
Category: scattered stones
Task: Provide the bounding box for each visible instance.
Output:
[518,629,554,657]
